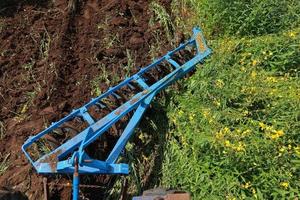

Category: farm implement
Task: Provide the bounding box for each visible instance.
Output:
[22,27,211,200]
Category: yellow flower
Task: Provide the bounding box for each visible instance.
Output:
[294,146,300,156]
[241,182,251,189]
[203,110,210,118]
[214,100,221,107]
[178,110,184,116]
[216,79,225,88]
[235,142,245,152]
[252,60,258,66]
[269,130,284,140]
[276,130,284,136]
[259,122,267,130]
[251,71,257,78]
[242,129,251,136]
[280,181,289,189]
[279,146,285,152]
[225,140,231,147]
[289,32,296,38]
[243,110,249,116]
[189,113,195,121]
[224,127,230,133]
[215,131,223,139]
[266,77,277,83]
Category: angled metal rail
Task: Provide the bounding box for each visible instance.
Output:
[22,27,211,200]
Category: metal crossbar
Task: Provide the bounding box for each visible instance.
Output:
[22,27,211,199]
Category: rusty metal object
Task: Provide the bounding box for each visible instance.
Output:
[133,188,191,200]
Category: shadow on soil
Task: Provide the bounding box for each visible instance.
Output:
[118,97,170,200]
[0,0,50,17]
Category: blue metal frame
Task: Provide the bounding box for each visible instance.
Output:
[22,27,211,199]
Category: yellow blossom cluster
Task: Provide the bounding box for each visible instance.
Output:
[201,109,215,123]
[252,59,258,66]
[259,122,284,140]
[265,76,278,83]
[224,140,245,152]
[289,31,296,38]
[189,113,196,121]
[250,71,257,78]
[280,181,289,189]
[241,182,251,189]
[215,79,225,88]
[294,146,300,156]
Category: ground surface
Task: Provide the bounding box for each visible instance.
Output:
[0,0,174,199]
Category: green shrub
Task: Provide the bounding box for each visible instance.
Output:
[162,31,300,199]
[173,0,300,37]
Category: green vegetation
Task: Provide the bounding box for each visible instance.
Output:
[149,2,175,43]
[0,121,5,139]
[177,0,300,37]
[124,49,135,77]
[0,153,10,176]
[160,0,300,199]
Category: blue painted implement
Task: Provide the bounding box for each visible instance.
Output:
[22,27,211,200]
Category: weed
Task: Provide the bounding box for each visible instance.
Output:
[0,153,10,176]
[149,2,174,42]
[162,31,300,199]
[103,33,120,49]
[40,27,51,59]
[38,140,52,156]
[161,1,300,198]
[19,60,41,115]
[91,63,110,96]
[97,17,109,31]
[173,0,300,37]
[0,121,5,139]
[148,41,161,61]
[23,59,36,83]
[124,49,135,77]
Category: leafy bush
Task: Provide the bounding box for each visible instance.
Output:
[175,0,300,37]
[162,27,300,199]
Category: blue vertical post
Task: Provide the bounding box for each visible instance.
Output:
[73,157,79,200]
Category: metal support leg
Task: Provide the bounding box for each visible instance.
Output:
[43,177,48,200]
[73,157,79,200]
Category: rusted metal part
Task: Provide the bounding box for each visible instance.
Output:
[47,182,106,189]
[114,104,127,115]
[196,33,206,53]
[38,149,63,172]
[133,189,191,200]
[129,97,140,105]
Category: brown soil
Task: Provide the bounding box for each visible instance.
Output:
[0,0,179,199]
